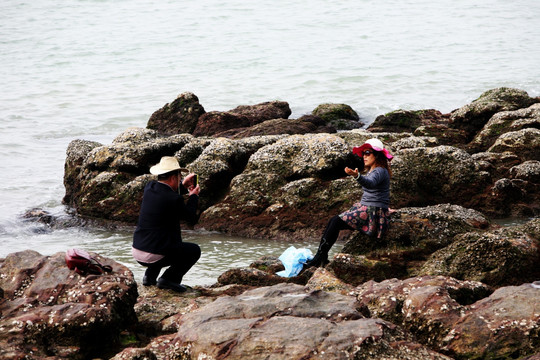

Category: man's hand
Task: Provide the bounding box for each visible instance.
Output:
[188,184,200,196]
[183,173,197,188]
[345,167,359,177]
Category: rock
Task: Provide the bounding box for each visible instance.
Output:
[111,347,157,360]
[64,132,192,221]
[449,87,537,141]
[63,139,103,205]
[488,175,540,217]
[312,103,363,130]
[113,127,162,145]
[471,151,522,180]
[184,136,283,210]
[470,102,540,152]
[118,283,451,359]
[510,160,540,183]
[487,127,540,161]
[305,267,355,296]
[193,101,291,137]
[356,276,540,359]
[417,218,540,286]
[355,276,492,325]
[216,256,316,287]
[413,124,469,145]
[326,253,408,286]
[193,110,252,137]
[391,134,440,150]
[342,204,490,256]
[147,92,206,135]
[134,285,219,335]
[368,109,449,133]
[214,117,336,138]
[0,250,137,359]
[390,145,492,209]
[249,255,285,273]
[197,133,359,239]
[229,100,292,120]
[442,284,540,359]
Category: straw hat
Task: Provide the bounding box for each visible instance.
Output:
[150,156,188,175]
[352,138,393,160]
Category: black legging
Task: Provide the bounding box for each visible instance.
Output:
[322,215,354,247]
[138,242,201,283]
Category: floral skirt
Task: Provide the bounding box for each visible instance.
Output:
[339,203,390,239]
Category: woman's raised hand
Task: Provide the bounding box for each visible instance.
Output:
[344,167,359,177]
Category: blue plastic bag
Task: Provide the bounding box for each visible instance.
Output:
[276,246,313,277]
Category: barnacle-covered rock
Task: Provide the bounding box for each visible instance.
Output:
[0,250,137,359]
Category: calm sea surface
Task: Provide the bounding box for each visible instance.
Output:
[1,0,539,285]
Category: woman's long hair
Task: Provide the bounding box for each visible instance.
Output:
[373,150,392,178]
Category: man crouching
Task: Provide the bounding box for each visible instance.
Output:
[132,156,200,293]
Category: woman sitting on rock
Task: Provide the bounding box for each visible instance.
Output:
[305,138,393,267]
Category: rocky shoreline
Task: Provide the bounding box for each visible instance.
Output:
[3,87,540,359]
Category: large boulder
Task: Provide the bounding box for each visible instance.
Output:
[197,133,360,239]
[147,92,206,135]
[0,250,137,359]
[214,117,336,139]
[368,109,449,133]
[64,131,193,221]
[311,103,363,130]
[487,160,540,218]
[449,87,537,141]
[390,145,492,209]
[182,136,284,210]
[470,102,540,152]
[342,204,490,256]
[115,283,452,359]
[356,276,540,359]
[63,139,103,206]
[487,127,540,161]
[417,218,540,286]
[442,284,540,359]
[229,100,292,120]
[193,101,292,136]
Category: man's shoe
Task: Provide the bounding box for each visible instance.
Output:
[142,276,157,286]
[157,278,187,293]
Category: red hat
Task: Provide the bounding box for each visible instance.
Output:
[352,138,393,160]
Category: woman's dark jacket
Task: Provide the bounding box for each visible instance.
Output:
[132,180,198,255]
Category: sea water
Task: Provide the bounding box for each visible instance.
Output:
[1,0,539,285]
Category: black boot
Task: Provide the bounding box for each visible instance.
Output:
[305,238,332,268]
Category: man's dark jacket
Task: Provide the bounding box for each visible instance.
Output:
[132,180,198,255]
